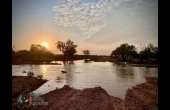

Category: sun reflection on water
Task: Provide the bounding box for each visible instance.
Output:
[41,65,47,75]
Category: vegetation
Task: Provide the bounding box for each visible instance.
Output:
[12,44,55,64]
[82,50,90,61]
[110,43,137,62]
[12,40,157,64]
[110,43,158,63]
[137,44,158,63]
[27,71,34,77]
[29,44,54,61]
[55,39,77,62]
[37,75,43,79]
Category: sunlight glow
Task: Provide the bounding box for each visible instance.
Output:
[41,42,49,48]
[41,65,47,75]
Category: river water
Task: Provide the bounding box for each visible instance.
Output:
[12,60,158,99]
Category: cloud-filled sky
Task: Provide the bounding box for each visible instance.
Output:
[12,0,158,55]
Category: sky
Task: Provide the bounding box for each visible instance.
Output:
[12,0,158,55]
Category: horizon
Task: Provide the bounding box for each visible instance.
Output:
[12,0,158,55]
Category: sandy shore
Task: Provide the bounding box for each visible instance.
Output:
[12,76,157,110]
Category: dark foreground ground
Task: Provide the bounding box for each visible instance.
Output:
[12,76,157,110]
[12,76,47,109]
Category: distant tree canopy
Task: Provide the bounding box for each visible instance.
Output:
[110,43,137,61]
[12,44,54,62]
[16,50,30,59]
[55,39,77,62]
[110,43,158,63]
[29,44,54,60]
[83,50,90,61]
[137,44,158,63]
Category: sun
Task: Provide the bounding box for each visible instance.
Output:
[41,42,49,48]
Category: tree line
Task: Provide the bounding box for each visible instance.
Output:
[12,44,54,62]
[110,43,158,63]
[12,39,158,64]
[12,39,90,63]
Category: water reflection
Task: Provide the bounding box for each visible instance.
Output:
[63,62,75,87]
[40,65,47,76]
[84,60,91,63]
[115,66,134,78]
[63,61,75,65]
[12,60,158,99]
[56,76,64,83]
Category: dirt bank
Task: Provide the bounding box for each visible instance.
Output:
[12,76,47,109]
[13,77,157,110]
[125,77,158,110]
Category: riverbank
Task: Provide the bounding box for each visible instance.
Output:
[12,76,47,109]
[125,77,158,110]
[12,61,62,65]
[12,76,158,110]
[94,56,118,62]
[12,56,158,67]
[94,57,158,67]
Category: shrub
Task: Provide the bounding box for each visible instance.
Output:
[27,71,34,77]
[37,75,43,79]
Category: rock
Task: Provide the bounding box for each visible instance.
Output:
[61,71,67,73]
[22,71,26,73]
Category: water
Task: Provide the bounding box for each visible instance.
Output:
[12,60,158,99]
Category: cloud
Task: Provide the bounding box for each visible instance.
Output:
[53,0,157,46]
[53,0,118,34]
[82,0,158,45]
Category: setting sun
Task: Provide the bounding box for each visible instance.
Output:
[41,42,49,48]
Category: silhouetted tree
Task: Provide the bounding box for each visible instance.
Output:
[137,44,158,63]
[152,47,158,61]
[12,46,15,56]
[145,43,154,60]
[12,46,16,61]
[65,40,77,60]
[16,50,30,61]
[111,43,137,61]
[137,45,147,63]
[55,39,77,62]
[110,49,119,59]
[12,46,15,54]
[29,44,53,61]
[83,50,90,61]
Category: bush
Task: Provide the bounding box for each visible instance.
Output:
[37,75,43,79]
[27,71,34,77]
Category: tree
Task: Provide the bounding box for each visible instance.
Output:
[110,49,118,59]
[145,43,154,60]
[15,50,30,61]
[12,46,15,55]
[29,44,47,60]
[83,50,90,61]
[137,44,157,63]
[12,46,15,57]
[111,43,137,61]
[137,45,147,63]
[152,47,158,61]
[12,46,17,61]
[65,40,77,60]
[55,39,77,62]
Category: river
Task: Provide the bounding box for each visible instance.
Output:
[12,60,158,99]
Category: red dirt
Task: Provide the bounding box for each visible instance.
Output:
[12,76,158,110]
